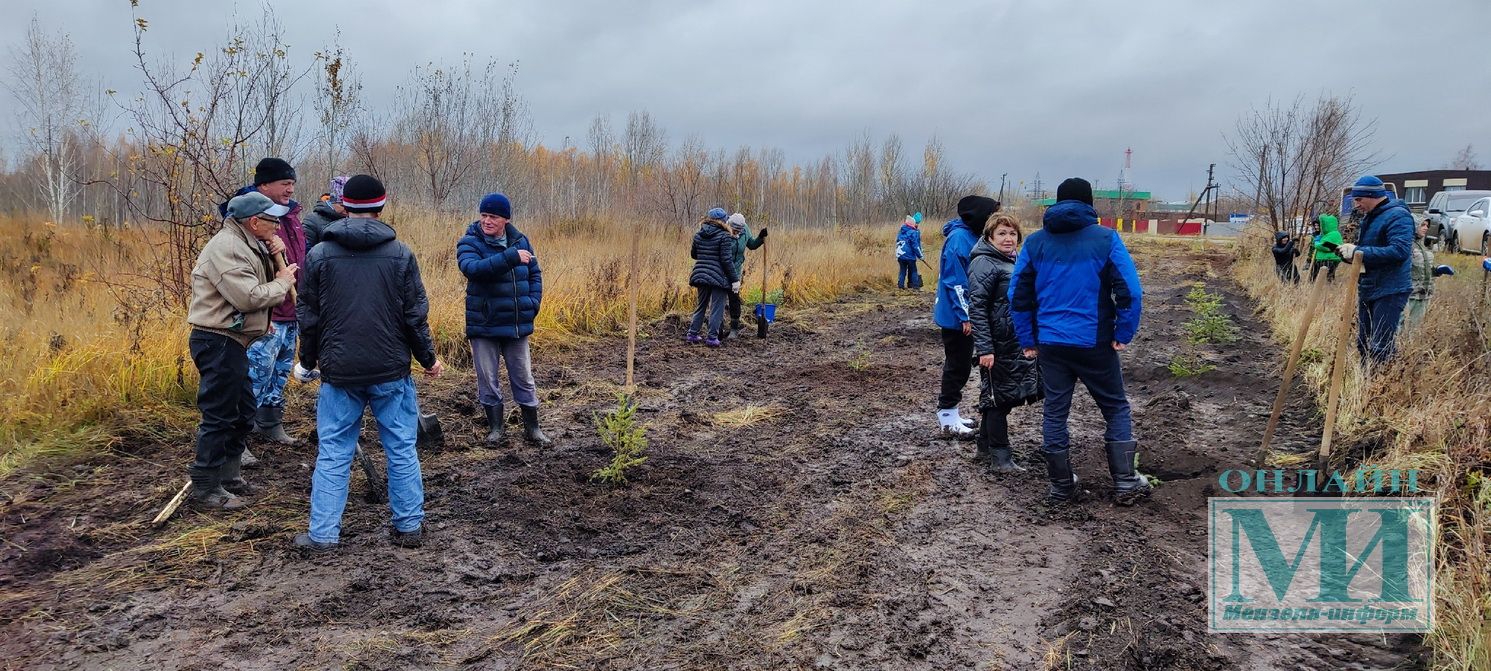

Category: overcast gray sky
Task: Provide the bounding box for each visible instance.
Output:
[4,0,1489,200]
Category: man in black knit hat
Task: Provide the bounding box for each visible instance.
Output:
[294,175,443,553]
[1010,178,1148,505]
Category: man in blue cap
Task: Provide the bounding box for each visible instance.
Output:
[1336,175,1414,366]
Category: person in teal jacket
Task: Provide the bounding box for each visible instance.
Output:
[725,213,767,339]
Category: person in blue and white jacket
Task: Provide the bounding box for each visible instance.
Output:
[895,215,923,289]
[1010,178,1148,505]
[933,195,998,439]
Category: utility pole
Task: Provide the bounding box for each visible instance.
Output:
[998,173,1007,202]
[1181,163,1218,239]
[1030,173,1044,201]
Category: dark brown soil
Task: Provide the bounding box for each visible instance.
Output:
[0,245,1427,670]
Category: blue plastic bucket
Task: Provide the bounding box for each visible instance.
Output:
[754,303,777,323]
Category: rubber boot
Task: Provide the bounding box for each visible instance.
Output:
[1106,440,1152,506]
[483,402,507,446]
[186,465,247,511]
[519,405,552,446]
[989,445,1026,474]
[937,409,976,441]
[255,406,297,445]
[220,452,256,496]
[240,446,260,468]
[1042,448,1080,503]
[971,431,991,464]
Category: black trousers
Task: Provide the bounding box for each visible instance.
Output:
[728,290,742,331]
[1310,260,1339,282]
[979,406,1010,448]
[189,329,253,472]
[1037,344,1133,451]
[938,328,975,409]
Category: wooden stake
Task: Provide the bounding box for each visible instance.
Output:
[1318,252,1363,469]
[151,479,192,527]
[1256,272,1331,465]
[625,221,640,394]
[273,250,298,303]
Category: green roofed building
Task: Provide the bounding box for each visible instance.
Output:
[1036,189,1152,218]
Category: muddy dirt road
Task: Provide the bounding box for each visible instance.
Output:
[1,245,1424,670]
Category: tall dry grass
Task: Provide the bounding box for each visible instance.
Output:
[0,212,911,477]
[1237,224,1491,670]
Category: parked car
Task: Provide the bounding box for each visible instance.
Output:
[1447,195,1491,255]
[1425,189,1491,252]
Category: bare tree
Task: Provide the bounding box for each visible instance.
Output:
[102,3,309,303]
[1447,144,1481,170]
[1226,93,1377,233]
[4,16,86,223]
[312,31,364,182]
[391,56,506,210]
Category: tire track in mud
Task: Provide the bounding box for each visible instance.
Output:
[1,246,1424,670]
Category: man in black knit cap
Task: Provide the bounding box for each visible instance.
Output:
[294,175,443,553]
[1010,178,1148,505]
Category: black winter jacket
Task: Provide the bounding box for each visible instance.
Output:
[967,238,1042,411]
[297,217,437,386]
[301,201,346,254]
[689,219,739,289]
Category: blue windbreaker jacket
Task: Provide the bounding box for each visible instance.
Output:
[1010,200,1143,348]
[933,218,979,329]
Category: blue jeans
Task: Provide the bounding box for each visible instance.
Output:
[1357,292,1410,366]
[247,321,297,408]
[1037,344,1133,451]
[898,260,916,288]
[308,376,425,543]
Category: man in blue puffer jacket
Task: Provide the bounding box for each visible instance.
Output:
[1335,175,1414,366]
[934,195,998,439]
[457,193,551,447]
[1010,178,1147,505]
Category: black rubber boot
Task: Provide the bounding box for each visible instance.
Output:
[989,445,1027,474]
[1042,448,1080,503]
[220,452,255,496]
[1106,440,1153,506]
[519,405,552,446]
[255,406,297,445]
[186,465,247,511]
[482,403,506,446]
[971,432,991,464]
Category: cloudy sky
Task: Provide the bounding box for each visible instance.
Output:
[3,0,1488,200]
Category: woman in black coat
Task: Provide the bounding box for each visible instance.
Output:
[686,207,739,346]
[967,213,1042,473]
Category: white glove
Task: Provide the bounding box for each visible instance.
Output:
[1337,243,1357,260]
[731,281,741,293]
[293,363,320,383]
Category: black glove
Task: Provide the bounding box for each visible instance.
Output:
[757,227,768,241]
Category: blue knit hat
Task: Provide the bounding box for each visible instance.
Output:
[1350,175,1388,198]
[912,212,924,224]
[480,193,512,218]
[707,207,727,220]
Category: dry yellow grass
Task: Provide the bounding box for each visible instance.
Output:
[0,211,902,476]
[1236,224,1491,670]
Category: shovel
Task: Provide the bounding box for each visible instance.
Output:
[351,410,439,506]
[754,236,776,338]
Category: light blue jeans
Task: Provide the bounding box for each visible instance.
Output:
[307,376,425,543]
[247,321,297,408]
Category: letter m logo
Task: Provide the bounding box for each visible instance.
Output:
[1208,497,1434,634]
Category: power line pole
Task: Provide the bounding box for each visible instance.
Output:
[998,173,1007,202]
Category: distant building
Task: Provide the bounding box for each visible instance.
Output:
[1036,189,1152,218]
[1374,170,1491,211]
